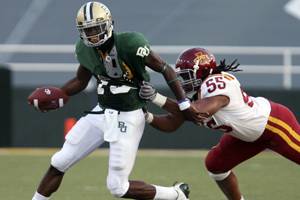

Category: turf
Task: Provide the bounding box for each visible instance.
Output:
[0,149,299,200]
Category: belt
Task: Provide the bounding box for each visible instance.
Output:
[84,109,120,115]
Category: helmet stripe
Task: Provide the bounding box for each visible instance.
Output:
[85,2,92,21]
[83,4,87,20]
[90,2,94,20]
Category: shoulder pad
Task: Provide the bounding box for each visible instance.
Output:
[201,74,231,98]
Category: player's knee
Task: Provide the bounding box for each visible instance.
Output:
[205,154,219,172]
[207,170,231,181]
[205,150,225,173]
[51,150,76,172]
[205,152,231,181]
[106,174,129,197]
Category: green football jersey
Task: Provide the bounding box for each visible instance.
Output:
[75,32,151,111]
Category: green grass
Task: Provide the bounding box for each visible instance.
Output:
[0,149,300,200]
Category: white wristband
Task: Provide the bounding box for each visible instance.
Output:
[178,99,191,111]
[152,93,167,107]
[145,112,154,124]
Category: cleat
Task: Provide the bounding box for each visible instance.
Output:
[174,182,190,200]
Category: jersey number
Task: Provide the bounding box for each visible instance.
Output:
[206,118,233,132]
[206,77,226,93]
[240,88,254,107]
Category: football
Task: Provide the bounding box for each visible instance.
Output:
[27,86,69,111]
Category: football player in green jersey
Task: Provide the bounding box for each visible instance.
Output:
[31,1,199,200]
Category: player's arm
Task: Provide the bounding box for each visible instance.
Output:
[193,95,229,116]
[146,95,228,129]
[159,94,229,117]
[27,64,92,112]
[145,94,229,131]
[162,95,229,117]
[146,112,185,132]
[139,81,210,115]
[145,51,186,101]
[145,51,202,122]
[61,64,92,96]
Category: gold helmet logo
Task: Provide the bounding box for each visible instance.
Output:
[76,1,113,47]
[193,52,211,65]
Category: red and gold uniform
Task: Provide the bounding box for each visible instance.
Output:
[202,72,300,173]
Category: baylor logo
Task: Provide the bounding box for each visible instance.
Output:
[136,46,150,57]
[118,121,127,133]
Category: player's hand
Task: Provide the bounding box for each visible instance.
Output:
[27,86,69,112]
[182,104,209,123]
[139,81,157,101]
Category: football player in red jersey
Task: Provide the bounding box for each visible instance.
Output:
[139,47,300,200]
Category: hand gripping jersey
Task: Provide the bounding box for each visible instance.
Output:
[200,72,271,142]
[75,32,150,111]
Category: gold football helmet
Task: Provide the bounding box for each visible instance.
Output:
[76,1,113,47]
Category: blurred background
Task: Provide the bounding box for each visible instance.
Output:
[1,0,300,148]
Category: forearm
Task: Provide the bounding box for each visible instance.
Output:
[149,91,181,115]
[150,91,209,123]
[146,113,183,132]
[61,65,92,96]
[161,65,193,112]
[162,97,181,114]
[162,65,186,101]
[61,78,87,96]
[144,51,187,101]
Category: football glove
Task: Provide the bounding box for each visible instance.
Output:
[139,81,157,101]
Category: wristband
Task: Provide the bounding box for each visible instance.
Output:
[152,93,167,107]
[178,98,191,111]
[145,112,154,124]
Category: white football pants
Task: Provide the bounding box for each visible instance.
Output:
[51,105,145,197]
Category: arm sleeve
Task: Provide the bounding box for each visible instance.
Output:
[129,32,150,61]
[125,32,151,81]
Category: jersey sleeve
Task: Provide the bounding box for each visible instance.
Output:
[127,32,150,56]
[201,73,240,99]
[121,32,151,82]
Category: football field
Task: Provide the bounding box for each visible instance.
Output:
[0,148,299,200]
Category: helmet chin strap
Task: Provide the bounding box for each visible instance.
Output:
[101,34,108,44]
[187,90,197,99]
[193,60,200,78]
[95,24,113,46]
